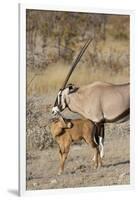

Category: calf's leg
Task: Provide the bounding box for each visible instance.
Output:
[83,132,101,169]
[92,147,99,169]
[58,145,70,175]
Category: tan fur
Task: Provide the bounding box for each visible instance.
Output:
[50,118,102,175]
[52,82,130,123]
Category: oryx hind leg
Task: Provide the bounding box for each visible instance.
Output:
[92,123,104,168]
[99,137,104,159]
[99,124,105,159]
[97,124,105,168]
[92,147,98,169]
[90,123,98,169]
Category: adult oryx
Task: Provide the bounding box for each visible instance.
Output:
[52,81,130,123]
[52,38,130,159]
[52,38,130,123]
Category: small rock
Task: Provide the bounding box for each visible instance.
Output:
[70,170,75,174]
[118,172,127,183]
[33,182,38,187]
[50,179,57,184]
[119,172,126,179]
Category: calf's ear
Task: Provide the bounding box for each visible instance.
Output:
[67,122,73,128]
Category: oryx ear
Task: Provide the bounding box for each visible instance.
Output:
[67,84,78,94]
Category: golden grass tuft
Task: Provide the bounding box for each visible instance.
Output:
[27,62,69,96]
[27,39,129,96]
[27,63,129,96]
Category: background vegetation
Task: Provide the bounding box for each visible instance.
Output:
[26,10,130,96]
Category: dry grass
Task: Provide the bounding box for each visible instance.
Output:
[27,39,129,96]
[26,133,130,189]
[27,66,129,96]
[27,62,68,95]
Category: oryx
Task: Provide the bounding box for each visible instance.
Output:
[52,82,130,123]
[52,38,130,160]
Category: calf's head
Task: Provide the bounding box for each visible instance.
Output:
[50,116,72,138]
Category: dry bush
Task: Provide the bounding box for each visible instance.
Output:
[26,11,129,71]
[26,96,55,151]
[107,15,129,40]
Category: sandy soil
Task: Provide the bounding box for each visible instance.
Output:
[26,133,130,190]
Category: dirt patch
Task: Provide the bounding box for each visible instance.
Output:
[26,134,130,190]
[26,95,130,190]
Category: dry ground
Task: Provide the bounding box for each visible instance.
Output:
[26,128,130,190]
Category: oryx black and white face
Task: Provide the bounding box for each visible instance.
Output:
[52,88,68,115]
[52,84,78,115]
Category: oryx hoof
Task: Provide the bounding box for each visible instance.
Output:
[92,161,98,169]
[93,165,98,170]
[97,163,102,169]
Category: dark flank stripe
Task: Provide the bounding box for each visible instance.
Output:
[104,108,130,123]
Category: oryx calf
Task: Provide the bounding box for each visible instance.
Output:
[50,116,104,175]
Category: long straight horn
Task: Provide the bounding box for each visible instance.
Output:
[61,38,93,89]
